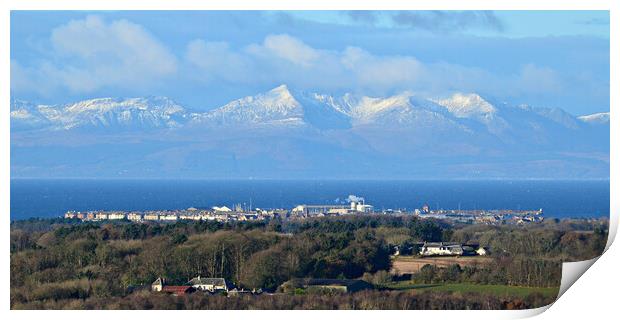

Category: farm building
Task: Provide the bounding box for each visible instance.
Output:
[151,278,164,292]
[187,276,229,292]
[419,242,464,256]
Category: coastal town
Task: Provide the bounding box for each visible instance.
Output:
[63,196,544,226]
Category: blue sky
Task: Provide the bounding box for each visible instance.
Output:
[10,10,610,115]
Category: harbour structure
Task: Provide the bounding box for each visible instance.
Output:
[292,198,375,216]
[350,199,374,213]
[291,204,350,216]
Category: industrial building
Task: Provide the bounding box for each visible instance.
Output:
[291,197,374,216]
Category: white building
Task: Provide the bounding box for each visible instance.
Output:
[144,213,159,221]
[127,212,143,221]
[151,278,163,292]
[95,212,108,220]
[64,211,77,219]
[419,242,464,256]
[180,214,202,221]
[188,276,229,292]
[108,212,126,220]
[160,214,178,221]
[350,200,374,213]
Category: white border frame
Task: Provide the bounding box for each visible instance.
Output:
[2,1,617,319]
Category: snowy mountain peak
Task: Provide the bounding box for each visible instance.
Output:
[260,84,299,108]
[63,97,185,115]
[11,96,189,131]
[433,93,497,118]
[349,93,413,119]
[578,112,610,125]
[270,84,291,95]
[196,85,305,127]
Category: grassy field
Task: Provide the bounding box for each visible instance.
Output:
[391,255,493,274]
[387,282,560,299]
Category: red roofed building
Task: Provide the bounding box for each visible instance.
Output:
[161,285,195,296]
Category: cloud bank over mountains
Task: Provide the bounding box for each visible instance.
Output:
[11,15,534,96]
[11,12,609,116]
[10,85,609,179]
[10,12,610,179]
[12,16,177,95]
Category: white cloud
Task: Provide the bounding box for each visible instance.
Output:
[13,15,177,95]
[261,34,320,66]
[182,33,571,104]
[341,47,424,90]
[186,40,253,83]
[185,33,567,99]
[515,64,563,94]
[13,22,566,105]
[186,35,430,93]
[11,60,36,94]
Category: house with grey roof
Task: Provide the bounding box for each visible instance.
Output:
[187,276,229,292]
[419,242,464,256]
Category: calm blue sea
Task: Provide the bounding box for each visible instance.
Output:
[10,179,610,220]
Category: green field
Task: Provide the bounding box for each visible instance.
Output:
[387,282,560,298]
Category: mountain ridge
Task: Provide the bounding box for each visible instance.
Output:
[10,85,610,179]
[11,85,609,132]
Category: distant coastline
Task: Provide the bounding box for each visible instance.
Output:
[10,179,610,220]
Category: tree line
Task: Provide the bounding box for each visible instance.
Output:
[10,215,607,309]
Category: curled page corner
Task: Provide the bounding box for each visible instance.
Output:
[503,257,603,318]
[606,210,618,251]
[529,212,614,316]
[557,257,600,299]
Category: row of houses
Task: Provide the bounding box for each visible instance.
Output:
[64,207,284,223]
[415,207,544,226]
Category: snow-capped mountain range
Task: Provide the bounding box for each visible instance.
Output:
[10,85,610,179]
[10,84,608,132]
[11,96,189,131]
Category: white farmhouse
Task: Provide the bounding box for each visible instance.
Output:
[419,242,464,256]
[151,278,164,292]
[188,276,229,292]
